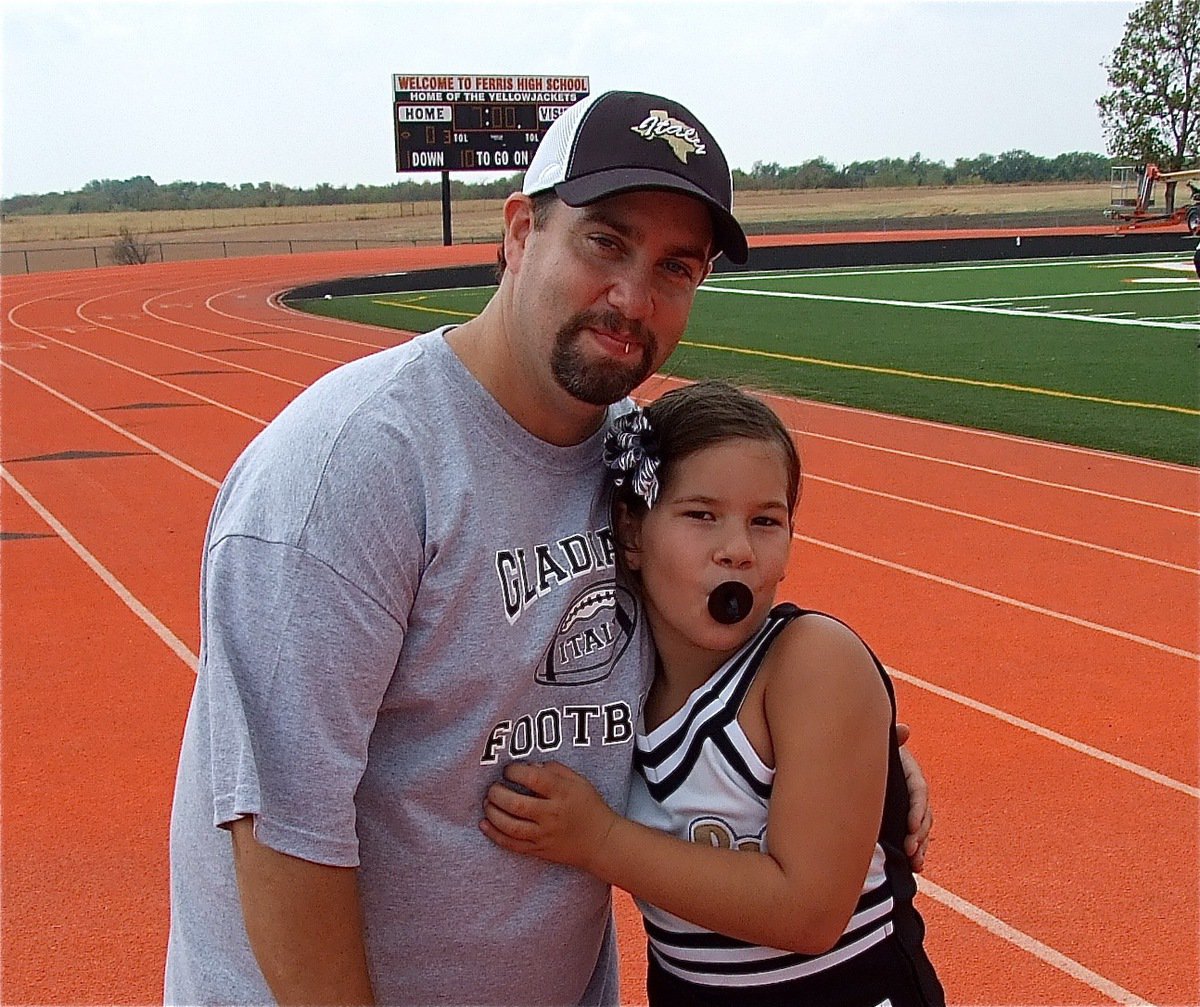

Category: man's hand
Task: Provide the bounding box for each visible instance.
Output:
[230,817,375,1005]
[895,722,932,873]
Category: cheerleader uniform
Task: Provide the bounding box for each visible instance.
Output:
[628,603,944,1007]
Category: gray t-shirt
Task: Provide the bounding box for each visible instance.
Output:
[165,328,651,1005]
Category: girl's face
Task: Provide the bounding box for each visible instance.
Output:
[620,437,794,673]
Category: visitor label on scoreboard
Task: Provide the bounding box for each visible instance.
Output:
[393,74,589,173]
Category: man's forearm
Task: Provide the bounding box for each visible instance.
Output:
[229,817,375,1005]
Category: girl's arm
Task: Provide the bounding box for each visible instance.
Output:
[480,614,892,955]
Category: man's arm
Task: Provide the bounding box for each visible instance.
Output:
[895,722,933,872]
[230,817,375,1006]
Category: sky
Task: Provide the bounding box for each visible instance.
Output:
[1,0,1140,198]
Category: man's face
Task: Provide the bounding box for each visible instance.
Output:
[510,189,714,408]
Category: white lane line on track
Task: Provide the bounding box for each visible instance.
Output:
[6,277,383,383]
[10,318,1186,574]
[13,287,1194,628]
[645,374,1198,494]
[1,362,224,487]
[806,473,1197,574]
[10,276,1191,1000]
[25,276,1191,494]
[772,389,1199,475]
[14,288,1194,576]
[887,666,1198,799]
[798,428,1199,517]
[14,343,1191,668]
[796,533,1198,661]
[915,877,1157,1006]
[64,294,315,387]
[1,456,1163,1007]
[4,302,273,427]
[11,317,1184,636]
[140,284,355,363]
[12,362,1190,801]
[29,274,1190,491]
[0,465,199,672]
[20,325,1185,661]
[145,280,386,356]
[203,283,398,349]
[2,325,272,426]
[644,381,1197,553]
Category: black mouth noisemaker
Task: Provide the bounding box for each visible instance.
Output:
[707,581,753,625]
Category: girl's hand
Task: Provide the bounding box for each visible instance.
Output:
[480,761,618,872]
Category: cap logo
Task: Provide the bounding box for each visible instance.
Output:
[630,110,707,164]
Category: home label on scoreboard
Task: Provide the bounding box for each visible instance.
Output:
[393,74,589,172]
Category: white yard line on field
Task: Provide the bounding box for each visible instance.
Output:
[700,284,1200,331]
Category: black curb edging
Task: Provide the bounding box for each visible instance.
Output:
[281,230,1197,301]
[284,264,498,301]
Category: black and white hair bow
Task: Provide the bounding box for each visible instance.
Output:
[603,407,661,509]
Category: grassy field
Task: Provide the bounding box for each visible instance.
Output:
[0,200,448,243]
[1,182,1116,245]
[290,251,1200,466]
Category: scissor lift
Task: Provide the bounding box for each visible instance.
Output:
[1106,163,1200,233]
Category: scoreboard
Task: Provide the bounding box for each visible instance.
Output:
[393,74,589,173]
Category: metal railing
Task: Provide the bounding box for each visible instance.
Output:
[1,209,1134,275]
[0,235,498,275]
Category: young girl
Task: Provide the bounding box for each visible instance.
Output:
[481,381,944,1007]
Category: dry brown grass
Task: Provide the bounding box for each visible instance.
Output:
[0,200,451,244]
[1,183,1115,249]
[733,182,1111,224]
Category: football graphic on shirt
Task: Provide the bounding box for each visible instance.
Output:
[537,580,637,686]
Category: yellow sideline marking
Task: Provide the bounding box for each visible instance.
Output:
[362,298,1195,416]
[372,298,478,319]
[677,340,1200,416]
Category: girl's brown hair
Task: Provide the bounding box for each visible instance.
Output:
[610,381,801,575]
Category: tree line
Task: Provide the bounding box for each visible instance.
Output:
[1,150,1119,217]
[4,0,1195,219]
[735,151,1117,190]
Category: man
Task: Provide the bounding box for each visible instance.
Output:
[165,90,931,1006]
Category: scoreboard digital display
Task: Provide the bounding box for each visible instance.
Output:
[393,74,590,173]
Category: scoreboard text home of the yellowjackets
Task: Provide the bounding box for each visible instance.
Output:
[393,74,590,173]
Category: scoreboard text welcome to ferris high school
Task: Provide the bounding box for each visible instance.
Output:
[392,74,590,173]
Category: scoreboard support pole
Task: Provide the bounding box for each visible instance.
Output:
[441,171,452,246]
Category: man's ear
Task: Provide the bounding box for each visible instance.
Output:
[615,501,643,571]
[502,193,536,273]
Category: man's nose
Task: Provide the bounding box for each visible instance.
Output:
[605,267,654,321]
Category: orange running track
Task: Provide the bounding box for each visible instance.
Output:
[2,239,1196,1006]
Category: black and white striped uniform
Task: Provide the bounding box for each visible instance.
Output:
[628,604,944,1007]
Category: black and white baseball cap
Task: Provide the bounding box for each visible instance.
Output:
[522,90,748,264]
